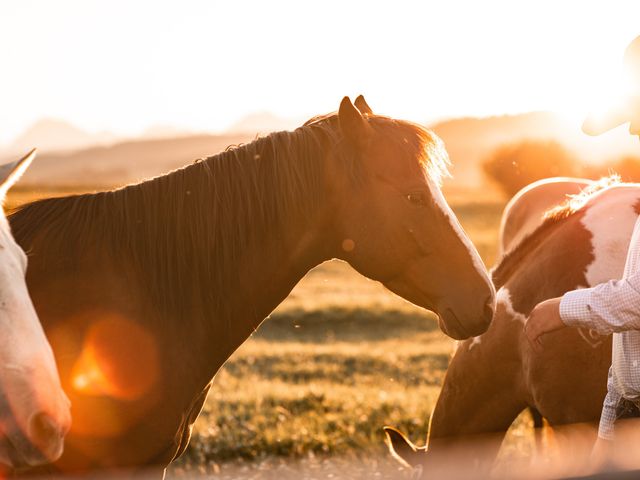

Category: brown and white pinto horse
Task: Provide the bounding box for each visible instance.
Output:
[386,178,640,476]
[498,177,595,442]
[8,97,495,475]
[0,151,70,469]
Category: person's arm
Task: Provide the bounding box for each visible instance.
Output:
[560,270,640,334]
[524,297,564,350]
[524,270,640,347]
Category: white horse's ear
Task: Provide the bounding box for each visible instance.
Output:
[0,148,36,199]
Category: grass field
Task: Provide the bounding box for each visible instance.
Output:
[7,189,534,478]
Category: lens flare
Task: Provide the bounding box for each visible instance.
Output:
[71,316,159,402]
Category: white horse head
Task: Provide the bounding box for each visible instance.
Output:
[0,150,70,468]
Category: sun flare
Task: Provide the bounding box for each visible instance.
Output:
[70,316,160,402]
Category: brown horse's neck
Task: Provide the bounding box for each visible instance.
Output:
[220,200,336,351]
[134,137,341,367]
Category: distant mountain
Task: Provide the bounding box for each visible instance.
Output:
[5,111,639,190]
[13,133,253,187]
[8,118,116,155]
[226,112,299,135]
[141,124,195,140]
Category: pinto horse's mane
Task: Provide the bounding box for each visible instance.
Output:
[492,176,620,289]
[9,113,447,328]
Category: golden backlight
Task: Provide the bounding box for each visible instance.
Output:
[2,1,640,144]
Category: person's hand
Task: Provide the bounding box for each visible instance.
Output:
[524,297,565,352]
[590,437,613,471]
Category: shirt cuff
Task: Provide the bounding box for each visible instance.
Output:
[598,408,617,441]
[559,288,593,328]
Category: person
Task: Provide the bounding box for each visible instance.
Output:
[524,34,640,460]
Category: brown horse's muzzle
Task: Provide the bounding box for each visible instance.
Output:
[436,296,494,340]
[384,269,495,340]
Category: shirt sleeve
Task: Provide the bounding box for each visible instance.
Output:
[559,271,640,334]
[598,366,621,441]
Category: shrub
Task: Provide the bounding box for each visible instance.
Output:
[593,156,640,182]
[482,140,578,196]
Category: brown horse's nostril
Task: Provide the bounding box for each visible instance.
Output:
[28,413,61,453]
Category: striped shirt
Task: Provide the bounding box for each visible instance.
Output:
[560,215,640,440]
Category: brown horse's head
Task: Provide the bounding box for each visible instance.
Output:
[319,97,495,339]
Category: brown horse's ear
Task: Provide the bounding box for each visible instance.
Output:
[354,95,373,115]
[338,96,373,148]
[384,426,425,468]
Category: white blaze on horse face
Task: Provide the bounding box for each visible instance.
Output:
[496,287,526,324]
[428,179,496,301]
[580,187,640,287]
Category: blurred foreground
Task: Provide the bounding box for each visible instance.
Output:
[34,427,640,479]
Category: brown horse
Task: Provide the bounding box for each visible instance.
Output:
[9,97,495,474]
[385,178,640,476]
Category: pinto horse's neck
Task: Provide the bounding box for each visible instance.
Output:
[399,207,599,475]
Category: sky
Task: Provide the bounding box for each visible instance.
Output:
[1,0,640,145]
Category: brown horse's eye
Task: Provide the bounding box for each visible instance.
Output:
[406,192,428,206]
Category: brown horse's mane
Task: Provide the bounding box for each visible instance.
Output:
[9,113,447,329]
[492,176,620,289]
